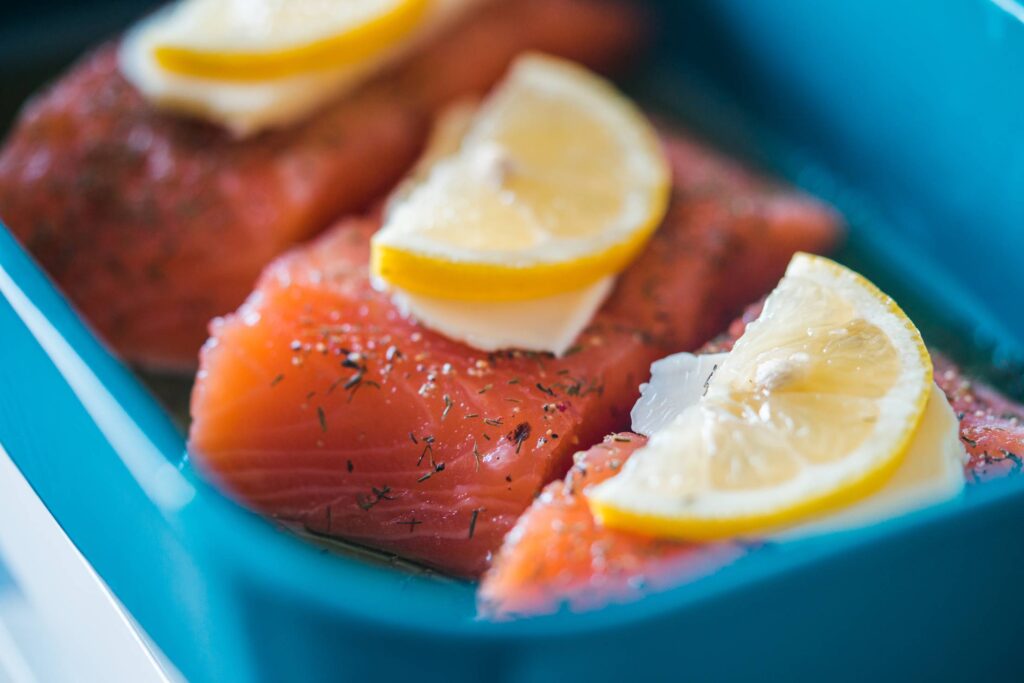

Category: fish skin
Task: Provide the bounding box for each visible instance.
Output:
[479,313,1024,617]
[0,0,646,371]
[188,133,841,578]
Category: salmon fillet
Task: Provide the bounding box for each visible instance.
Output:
[477,433,745,617]
[479,314,1024,617]
[187,134,841,577]
[0,0,644,371]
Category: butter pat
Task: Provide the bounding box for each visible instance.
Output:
[389,277,614,356]
[119,0,482,136]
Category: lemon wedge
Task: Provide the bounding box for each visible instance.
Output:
[150,0,429,81]
[588,253,934,540]
[371,53,670,301]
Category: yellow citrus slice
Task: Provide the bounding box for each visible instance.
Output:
[588,253,934,540]
[370,53,670,301]
[151,0,429,81]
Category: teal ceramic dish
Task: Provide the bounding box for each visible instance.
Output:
[1,1,1023,680]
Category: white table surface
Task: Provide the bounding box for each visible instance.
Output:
[0,446,182,683]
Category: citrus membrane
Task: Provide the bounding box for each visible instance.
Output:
[588,253,934,540]
[371,53,670,301]
[152,0,429,81]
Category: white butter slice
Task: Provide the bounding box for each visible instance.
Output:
[631,352,728,437]
[389,276,614,356]
[119,0,481,136]
[632,351,967,538]
[775,383,966,540]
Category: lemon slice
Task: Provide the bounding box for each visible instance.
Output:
[588,253,933,540]
[151,0,429,81]
[370,53,670,301]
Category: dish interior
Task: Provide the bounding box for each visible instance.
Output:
[1,0,1023,653]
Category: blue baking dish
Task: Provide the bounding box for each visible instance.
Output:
[2,1,1023,680]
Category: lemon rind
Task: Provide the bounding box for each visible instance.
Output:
[370,53,671,301]
[588,253,934,540]
[370,188,667,300]
[153,0,429,81]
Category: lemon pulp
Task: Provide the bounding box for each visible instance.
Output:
[152,0,429,81]
[371,53,670,301]
[588,253,934,539]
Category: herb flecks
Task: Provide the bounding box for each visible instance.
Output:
[316,406,327,433]
[468,508,483,539]
[417,435,435,467]
[269,373,285,388]
[417,461,445,483]
[338,353,380,402]
[555,374,604,398]
[508,422,532,454]
[395,517,422,532]
[442,394,454,421]
[356,486,395,511]
[535,382,556,397]
[702,364,718,397]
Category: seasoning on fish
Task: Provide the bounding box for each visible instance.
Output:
[479,312,1024,617]
[0,0,645,370]
[187,133,840,577]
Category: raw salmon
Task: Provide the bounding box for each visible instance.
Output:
[187,134,841,578]
[477,433,745,617]
[933,354,1024,482]
[479,313,1024,617]
[0,0,644,371]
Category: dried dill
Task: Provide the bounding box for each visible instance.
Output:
[999,450,1023,473]
[395,517,422,532]
[702,364,718,397]
[416,435,435,467]
[557,375,604,398]
[316,406,327,433]
[509,422,531,454]
[417,461,445,483]
[535,383,556,397]
[468,508,482,539]
[356,486,395,511]
[269,373,285,388]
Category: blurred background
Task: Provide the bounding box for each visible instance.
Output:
[0,2,159,130]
